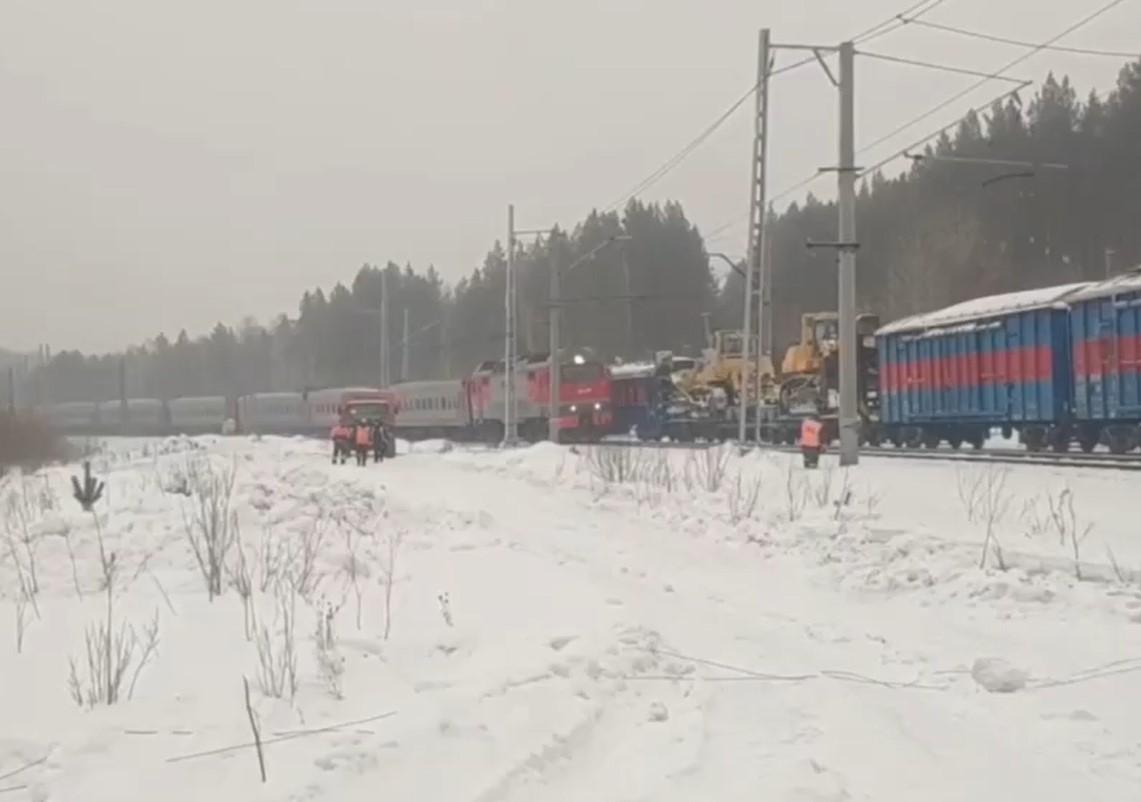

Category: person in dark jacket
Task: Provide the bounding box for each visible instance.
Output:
[371,421,387,463]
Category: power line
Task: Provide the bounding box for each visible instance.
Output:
[859,0,1131,155]
[603,86,757,212]
[756,0,1129,213]
[904,16,1140,58]
[856,80,1033,178]
[602,0,950,212]
[856,50,1029,83]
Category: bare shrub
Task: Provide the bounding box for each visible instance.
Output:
[973,466,1012,570]
[257,526,290,593]
[1046,488,1093,580]
[956,468,986,524]
[159,458,195,497]
[830,470,853,520]
[253,581,298,700]
[288,515,329,603]
[586,446,644,484]
[785,460,808,522]
[727,470,763,523]
[379,528,403,641]
[313,601,344,699]
[0,412,68,476]
[181,460,237,600]
[335,522,370,631]
[1106,546,1136,585]
[4,483,41,599]
[14,591,29,653]
[231,523,255,641]
[1019,494,1049,539]
[685,446,731,493]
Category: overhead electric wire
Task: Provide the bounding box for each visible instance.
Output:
[602,0,949,212]
[859,0,1131,156]
[756,0,1130,213]
[856,80,1033,178]
[903,16,1141,58]
[855,50,1029,83]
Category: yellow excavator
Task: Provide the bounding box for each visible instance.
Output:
[676,312,878,414]
[778,311,880,416]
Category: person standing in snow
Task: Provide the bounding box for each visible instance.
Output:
[354,422,373,466]
[330,415,353,464]
[800,413,824,469]
[371,420,387,463]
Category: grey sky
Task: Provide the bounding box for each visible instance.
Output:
[2,0,1136,352]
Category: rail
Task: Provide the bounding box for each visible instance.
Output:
[592,438,1141,470]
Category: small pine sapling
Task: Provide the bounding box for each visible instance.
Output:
[71,462,105,512]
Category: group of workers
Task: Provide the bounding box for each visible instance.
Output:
[331,416,389,466]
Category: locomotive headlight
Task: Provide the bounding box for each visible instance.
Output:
[569,404,577,413]
[593,402,602,410]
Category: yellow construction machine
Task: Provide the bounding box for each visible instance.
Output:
[778,311,880,415]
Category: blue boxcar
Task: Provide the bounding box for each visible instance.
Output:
[609,366,664,440]
[877,283,1087,450]
[1068,270,1141,452]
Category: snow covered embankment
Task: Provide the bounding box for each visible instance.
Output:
[2,436,1141,800]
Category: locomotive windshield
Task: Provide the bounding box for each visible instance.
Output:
[560,363,604,383]
[347,401,389,421]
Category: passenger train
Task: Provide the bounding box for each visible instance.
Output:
[36,355,614,445]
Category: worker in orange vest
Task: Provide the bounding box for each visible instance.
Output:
[800,413,824,469]
[354,422,373,466]
[330,416,353,464]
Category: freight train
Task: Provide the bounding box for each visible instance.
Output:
[36,355,613,444]
[877,269,1141,453]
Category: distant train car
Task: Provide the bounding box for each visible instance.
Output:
[306,387,393,434]
[1069,270,1141,453]
[43,401,100,434]
[168,396,229,435]
[236,392,308,435]
[609,362,664,440]
[95,398,169,435]
[388,379,467,439]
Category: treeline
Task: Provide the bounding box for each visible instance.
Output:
[725,60,1141,346]
[15,59,1141,405]
[23,201,716,403]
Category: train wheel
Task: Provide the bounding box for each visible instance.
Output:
[1107,427,1135,455]
[946,435,963,450]
[1049,427,1071,453]
[922,430,940,449]
[904,429,921,449]
[1022,427,1047,453]
[968,429,986,450]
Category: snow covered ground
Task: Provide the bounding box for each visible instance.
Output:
[3,435,1141,801]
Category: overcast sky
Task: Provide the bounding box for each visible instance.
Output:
[1,0,1137,352]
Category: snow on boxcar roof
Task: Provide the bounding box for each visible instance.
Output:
[877,282,1092,335]
[1066,267,1141,303]
[609,361,657,378]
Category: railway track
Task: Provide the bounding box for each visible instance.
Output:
[593,438,1141,471]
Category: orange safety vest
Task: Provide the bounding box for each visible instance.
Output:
[800,418,823,448]
[355,426,373,447]
[331,424,349,440]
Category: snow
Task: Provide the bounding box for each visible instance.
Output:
[877,282,1092,335]
[608,361,657,378]
[1068,266,1141,303]
[3,437,1141,800]
[971,657,1029,694]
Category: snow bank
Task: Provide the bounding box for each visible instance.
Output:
[971,657,1029,693]
[4,435,1141,800]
